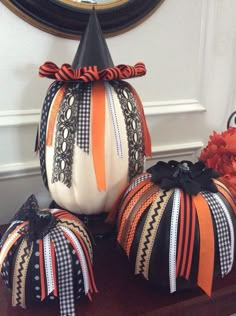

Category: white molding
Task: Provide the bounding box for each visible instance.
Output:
[0,141,204,180]
[0,99,206,127]
[143,99,206,116]
[149,141,204,160]
[0,109,40,127]
[0,161,40,180]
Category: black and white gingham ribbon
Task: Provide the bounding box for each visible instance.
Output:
[39,81,63,189]
[76,83,91,154]
[123,174,152,198]
[50,227,75,316]
[201,192,232,276]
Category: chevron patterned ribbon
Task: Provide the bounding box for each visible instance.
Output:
[135,189,173,278]
[12,239,33,308]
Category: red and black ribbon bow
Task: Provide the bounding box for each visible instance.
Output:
[39,62,146,81]
[147,160,220,195]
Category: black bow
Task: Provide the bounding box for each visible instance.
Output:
[147,160,219,195]
[12,194,58,241]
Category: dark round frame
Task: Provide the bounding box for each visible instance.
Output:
[1,0,165,38]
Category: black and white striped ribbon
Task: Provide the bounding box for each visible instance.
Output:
[43,233,55,295]
[105,82,123,158]
[169,188,181,293]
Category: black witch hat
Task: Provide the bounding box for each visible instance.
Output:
[39,8,146,81]
[72,8,114,71]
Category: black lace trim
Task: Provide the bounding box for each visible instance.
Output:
[39,81,63,190]
[111,81,144,179]
[52,83,79,188]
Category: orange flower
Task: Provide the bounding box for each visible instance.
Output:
[200,127,236,199]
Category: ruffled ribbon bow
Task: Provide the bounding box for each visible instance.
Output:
[12,195,57,241]
[39,62,146,81]
[147,160,219,195]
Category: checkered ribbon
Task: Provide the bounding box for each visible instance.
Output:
[39,81,63,189]
[124,173,152,198]
[50,227,75,316]
[77,83,91,153]
[201,192,232,276]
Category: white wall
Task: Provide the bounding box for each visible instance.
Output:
[0,0,236,224]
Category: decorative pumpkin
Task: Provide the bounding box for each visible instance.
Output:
[116,160,236,295]
[37,9,151,215]
[0,195,97,316]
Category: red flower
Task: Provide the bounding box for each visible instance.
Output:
[200,127,236,200]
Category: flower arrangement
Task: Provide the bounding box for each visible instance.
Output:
[200,127,236,200]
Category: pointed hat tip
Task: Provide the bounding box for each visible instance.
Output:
[72,8,114,71]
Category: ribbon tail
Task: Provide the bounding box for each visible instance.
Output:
[46,85,67,146]
[193,193,214,296]
[92,81,106,191]
[34,126,39,153]
[126,83,152,157]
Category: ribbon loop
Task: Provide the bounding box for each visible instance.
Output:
[147,160,219,195]
[39,62,146,81]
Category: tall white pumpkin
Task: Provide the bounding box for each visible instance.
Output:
[38,10,151,215]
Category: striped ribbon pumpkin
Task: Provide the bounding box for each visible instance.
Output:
[116,169,236,296]
[0,195,97,316]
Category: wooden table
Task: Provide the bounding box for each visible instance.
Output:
[0,225,236,316]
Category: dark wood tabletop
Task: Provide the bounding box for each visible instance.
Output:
[0,225,236,316]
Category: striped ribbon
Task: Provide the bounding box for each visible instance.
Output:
[39,62,146,81]
[169,189,181,293]
[43,234,55,295]
[105,82,123,158]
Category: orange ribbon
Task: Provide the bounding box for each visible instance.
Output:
[46,85,67,146]
[92,81,106,191]
[193,193,215,296]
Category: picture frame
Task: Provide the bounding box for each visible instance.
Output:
[1,0,165,38]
